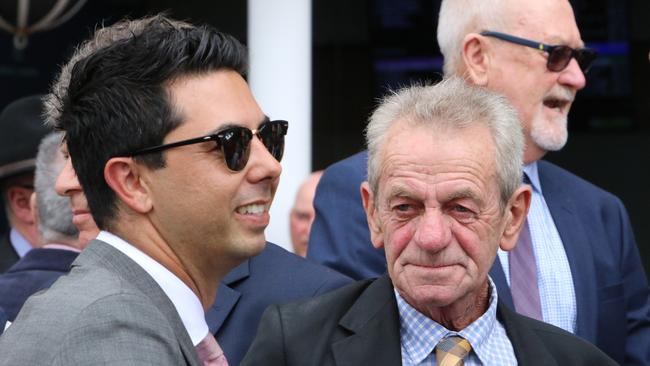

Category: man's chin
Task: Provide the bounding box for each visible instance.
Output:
[531,119,568,152]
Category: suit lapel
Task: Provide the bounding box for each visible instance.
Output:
[538,162,597,342]
[489,260,513,308]
[497,302,557,366]
[332,275,402,366]
[205,260,249,334]
[77,240,202,365]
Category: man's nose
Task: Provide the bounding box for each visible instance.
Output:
[412,209,452,252]
[558,58,587,91]
[245,138,282,183]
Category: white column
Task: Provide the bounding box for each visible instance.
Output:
[248,0,311,252]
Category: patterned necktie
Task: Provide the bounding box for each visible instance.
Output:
[195,333,229,366]
[435,336,472,366]
[509,174,543,320]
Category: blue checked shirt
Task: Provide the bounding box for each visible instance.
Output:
[396,278,517,366]
[497,162,577,333]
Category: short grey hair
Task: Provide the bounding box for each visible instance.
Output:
[44,15,192,127]
[437,0,510,76]
[34,132,78,242]
[366,76,524,205]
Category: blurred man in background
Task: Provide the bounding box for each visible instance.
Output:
[289,170,322,257]
[0,132,95,321]
[0,95,50,272]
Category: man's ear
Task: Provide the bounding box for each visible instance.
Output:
[5,185,35,224]
[360,181,384,249]
[461,33,491,86]
[104,157,153,214]
[500,185,532,251]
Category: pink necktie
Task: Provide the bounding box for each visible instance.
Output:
[195,333,229,366]
[509,174,543,320]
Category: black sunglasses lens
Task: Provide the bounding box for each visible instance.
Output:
[547,46,573,72]
[259,121,287,162]
[221,128,252,171]
[576,48,597,72]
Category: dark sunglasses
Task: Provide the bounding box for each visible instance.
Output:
[480,31,597,73]
[126,120,288,172]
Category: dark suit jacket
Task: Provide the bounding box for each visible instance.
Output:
[0,247,78,320]
[206,242,352,366]
[0,240,201,365]
[307,151,650,364]
[307,152,385,280]
[242,275,616,365]
[0,307,6,336]
[0,232,20,274]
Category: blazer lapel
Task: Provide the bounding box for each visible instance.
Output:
[78,240,202,365]
[538,162,597,343]
[205,260,248,334]
[489,260,513,308]
[332,275,402,366]
[497,301,558,366]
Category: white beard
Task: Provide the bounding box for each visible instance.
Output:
[530,113,569,152]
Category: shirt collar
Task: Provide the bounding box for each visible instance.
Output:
[523,161,542,194]
[10,228,32,257]
[395,277,500,365]
[97,231,209,345]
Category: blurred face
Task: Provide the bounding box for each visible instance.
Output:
[363,122,508,313]
[484,0,586,162]
[55,146,100,246]
[141,70,281,269]
[289,172,322,257]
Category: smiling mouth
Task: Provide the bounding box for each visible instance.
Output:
[235,203,268,215]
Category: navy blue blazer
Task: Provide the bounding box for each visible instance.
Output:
[206,242,352,366]
[307,151,650,365]
[0,247,78,321]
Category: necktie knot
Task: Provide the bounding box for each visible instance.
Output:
[435,336,472,366]
[195,333,229,366]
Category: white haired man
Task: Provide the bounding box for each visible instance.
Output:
[244,78,616,365]
[307,2,649,363]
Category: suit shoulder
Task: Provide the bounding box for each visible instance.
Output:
[249,243,353,292]
[538,160,619,201]
[501,306,617,365]
[275,278,374,320]
[0,268,176,364]
[322,151,367,183]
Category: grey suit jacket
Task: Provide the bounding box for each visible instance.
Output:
[0,239,201,366]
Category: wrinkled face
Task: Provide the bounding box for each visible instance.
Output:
[55,145,100,246]
[141,70,281,268]
[365,122,507,311]
[486,0,586,162]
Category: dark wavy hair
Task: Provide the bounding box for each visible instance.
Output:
[54,15,248,229]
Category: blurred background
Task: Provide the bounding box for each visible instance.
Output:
[0,0,648,276]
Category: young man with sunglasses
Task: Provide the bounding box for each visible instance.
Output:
[307,0,650,363]
[0,15,296,365]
